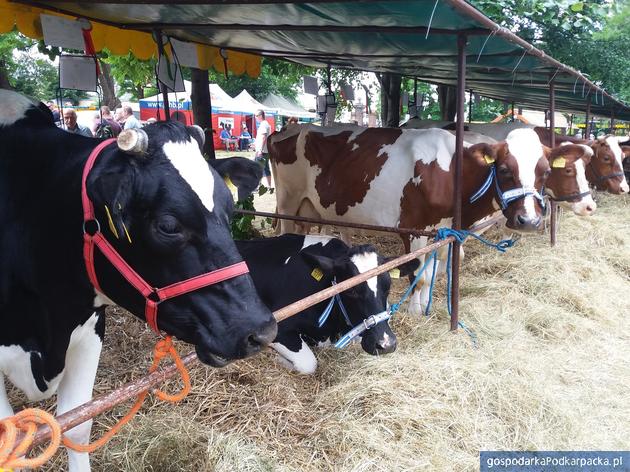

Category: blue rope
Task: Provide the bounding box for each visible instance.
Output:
[388,228,517,348]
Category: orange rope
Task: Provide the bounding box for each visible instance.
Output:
[0,336,190,468]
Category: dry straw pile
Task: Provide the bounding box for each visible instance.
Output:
[18,194,628,471]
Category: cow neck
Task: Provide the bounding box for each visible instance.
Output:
[81,138,250,334]
[461,156,501,228]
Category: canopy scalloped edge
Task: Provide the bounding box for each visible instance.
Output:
[0,0,261,78]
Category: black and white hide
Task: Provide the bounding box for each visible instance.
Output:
[0,90,276,471]
[236,234,419,374]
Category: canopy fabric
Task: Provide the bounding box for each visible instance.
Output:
[232,89,276,115]
[262,93,316,119]
[19,0,630,120]
[139,81,257,114]
[0,0,261,77]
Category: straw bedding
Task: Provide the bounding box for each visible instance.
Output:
[15,193,628,471]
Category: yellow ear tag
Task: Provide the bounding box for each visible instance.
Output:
[483,154,495,164]
[122,222,133,244]
[103,205,119,239]
[552,157,566,168]
[224,175,237,192]
[311,267,324,281]
[389,268,400,279]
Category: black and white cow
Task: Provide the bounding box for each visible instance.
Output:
[0,90,276,470]
[236,234,419,374]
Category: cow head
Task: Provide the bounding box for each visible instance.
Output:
[587,136,629,194]
[545,143,596,216]
[468,128,550,232]
[300,245,419,355]
[87,123,277,367]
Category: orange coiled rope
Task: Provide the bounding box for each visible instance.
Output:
[0,336,190,469]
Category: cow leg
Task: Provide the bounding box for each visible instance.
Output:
[0,372,14,419]
[270,333,317,375]
[56,311,104,472]
[407,236,429,316]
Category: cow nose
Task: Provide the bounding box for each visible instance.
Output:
[242,320,278,355]
[516,214,541,230]
[376,334,397,354]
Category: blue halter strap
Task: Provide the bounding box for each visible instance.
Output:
[317,279,392,349]
[470,164,546,211]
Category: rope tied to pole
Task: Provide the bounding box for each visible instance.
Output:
[0,336,190,468]
[389,227,518,347]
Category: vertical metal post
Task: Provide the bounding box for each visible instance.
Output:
[610,108,615,135]
[468,89,473,123]
[413,78,418,105]
[549,79,557,247]
[451,33,467,332]
[511,101,515,122]
[585,96,591,139]
[155,30,171,121]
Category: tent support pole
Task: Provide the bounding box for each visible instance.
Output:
[451,33,467,332]
[549,79,557,247]
[585,96,591,139]
[468,89,473,123]
[610,107,615,135]
[155,29,171,121]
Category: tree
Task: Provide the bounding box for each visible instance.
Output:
[102,51,156,100]
[377,73,402,127]
[190,67,215,158]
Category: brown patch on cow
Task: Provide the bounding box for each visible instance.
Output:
[303,128,402,215]
[587,139,625,193]
[268,130,300,165]
[545,144,590,200]
[534,127,588,147]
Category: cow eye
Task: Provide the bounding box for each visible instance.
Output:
[156,215,182,235]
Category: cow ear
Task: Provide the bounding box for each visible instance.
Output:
[382,258,420,277]
[88,167,135,241]
[187,125,205,151]
[299,250,337,276]
[468,143,497,167]
[209,157,263,201]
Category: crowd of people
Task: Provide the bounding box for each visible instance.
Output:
[46,101,147,138]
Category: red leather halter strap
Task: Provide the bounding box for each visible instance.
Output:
[81,138,249,333]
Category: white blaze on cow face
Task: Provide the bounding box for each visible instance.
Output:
[0,90,35,126]
[573,158,597,216]
[606,136,630,193]
[301,235,333,251]
[350,251,380,297]
[505,129,544,220]
[163,139,215,212]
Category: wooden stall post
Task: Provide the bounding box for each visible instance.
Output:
[451,33,467,332]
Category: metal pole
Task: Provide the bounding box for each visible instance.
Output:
[468,89,473,123]
[511,101,515,122]
[549,79,558,247]
[610,107,615,135]
[585,96,591,139]
[451,33,467,332]
[155,30,171,121]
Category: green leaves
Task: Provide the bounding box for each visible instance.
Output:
[570,2,585,12]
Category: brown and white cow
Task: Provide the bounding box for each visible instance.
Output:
[546,143,596,216]
[586,136,629,194]
[269,125,551,314]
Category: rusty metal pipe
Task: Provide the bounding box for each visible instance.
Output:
[234,209,436,237]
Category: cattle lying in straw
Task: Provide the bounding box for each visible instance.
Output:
[237,234,418,374]
[0,90,276,471]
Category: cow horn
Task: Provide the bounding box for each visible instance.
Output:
[117,129,148,155]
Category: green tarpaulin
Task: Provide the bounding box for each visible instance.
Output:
[28,0,630,120]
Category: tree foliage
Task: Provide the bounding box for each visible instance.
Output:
[102,51,157,100]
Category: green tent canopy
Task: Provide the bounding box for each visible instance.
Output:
[28,0,630,120]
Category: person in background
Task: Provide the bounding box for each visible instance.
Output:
[287,116,299,126]
[239,123,252,151]
[47,101,61,124]
[254,110,272,188]
[92,105,122,138]
[122,105,141,130]
[63,108,93,137]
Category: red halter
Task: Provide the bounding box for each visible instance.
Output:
[81,138,249,334]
